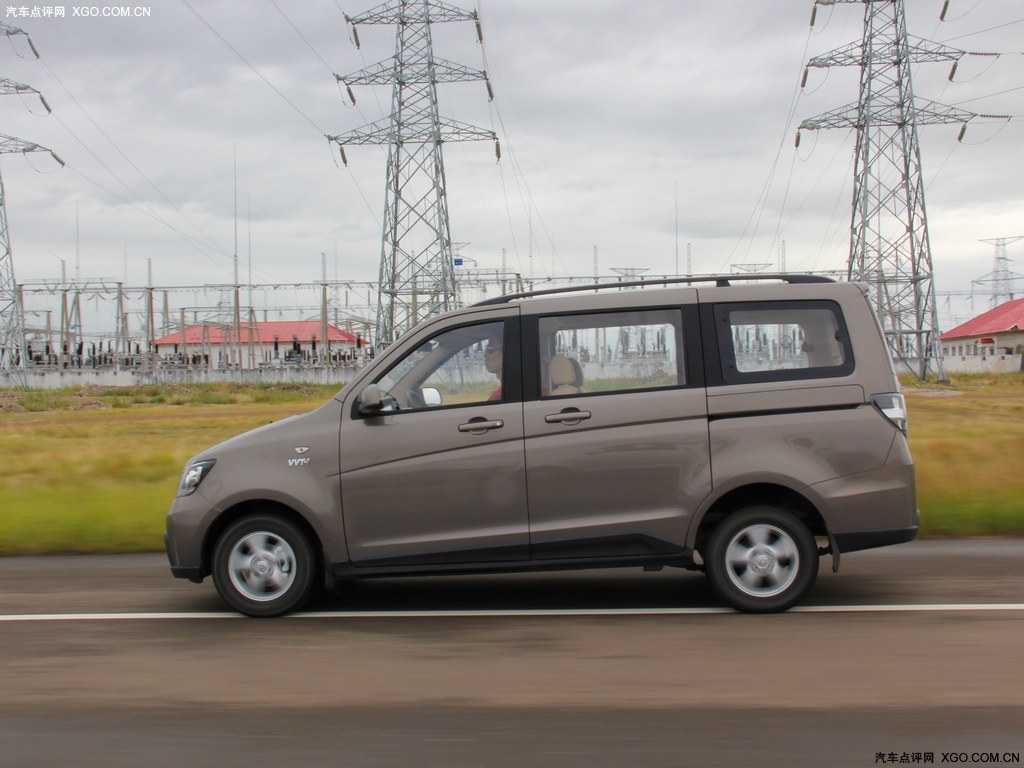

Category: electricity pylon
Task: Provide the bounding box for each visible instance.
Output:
[798,0,995,380]
[328,0,499,347]
[0,23,61,385]
[975,237,1024,308]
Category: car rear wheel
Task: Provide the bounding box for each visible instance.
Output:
[212,514,317,617]
[704,506,818,613]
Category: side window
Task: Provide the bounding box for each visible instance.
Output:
[538,308,684,397]
[714,300,854,384]
[372,320,505,411]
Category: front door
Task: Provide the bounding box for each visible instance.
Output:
[339,313,528,567]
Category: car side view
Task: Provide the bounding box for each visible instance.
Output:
[165,275,918,616]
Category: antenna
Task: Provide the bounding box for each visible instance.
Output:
[328,0,499,348]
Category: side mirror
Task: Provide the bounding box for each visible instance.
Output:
[358,383,383,415]
[422,387,442,407]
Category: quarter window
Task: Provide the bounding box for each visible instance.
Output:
[715,301,853,383]
[538,309,684,396]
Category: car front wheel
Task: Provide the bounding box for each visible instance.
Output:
[704,506,818,613]
[212,514,317,617]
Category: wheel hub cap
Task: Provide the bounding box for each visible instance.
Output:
[751,548,774,573]
[227,531,297,602]
[724,523,800,598]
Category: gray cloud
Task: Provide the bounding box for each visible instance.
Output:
[0,0,1020,322]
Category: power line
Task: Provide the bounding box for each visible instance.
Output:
[182,0,326,135]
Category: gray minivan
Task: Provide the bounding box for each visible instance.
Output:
[164,275,918,616]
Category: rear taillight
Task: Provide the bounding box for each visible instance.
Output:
[872,393,908,434]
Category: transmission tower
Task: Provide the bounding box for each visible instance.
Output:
[798,0,996,380]
[975,236,1024,308]
[328,0,499,347]
[0,23,61,385]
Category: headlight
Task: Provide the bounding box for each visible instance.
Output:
[178,459,216,497]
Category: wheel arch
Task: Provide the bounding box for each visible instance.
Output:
[201,499,325,584]
[690,483,828,557]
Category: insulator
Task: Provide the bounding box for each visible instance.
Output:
[40,95,52,114]
[494,140,501,162]
[485,78,494,101]
[340,146,349,166]
[347,85,356,105]
[475,20,483,43]
[810,5,817,27]
[948,62,958,82]
[352,25,361,50]
[794,131,801,148]
[51,151,65,167]
[801,68,809,89]
[940,0,950,21]
[957,124,967,143]
[27,38,39,59]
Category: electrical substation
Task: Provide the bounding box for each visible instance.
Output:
[1,1,1021,389]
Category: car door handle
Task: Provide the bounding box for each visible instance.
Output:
[544,409,592,425]
[458,418,504,434]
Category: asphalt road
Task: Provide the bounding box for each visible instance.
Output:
[1,540,1022,768]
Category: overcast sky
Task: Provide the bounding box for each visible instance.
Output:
[2,0,1022,327]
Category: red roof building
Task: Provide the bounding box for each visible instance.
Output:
[155,320,367,348]
[941,298,1024,342]
[940,298,1024,373]
[154,320,371,367]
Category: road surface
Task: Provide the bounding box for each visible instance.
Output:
[1,540,1022,767]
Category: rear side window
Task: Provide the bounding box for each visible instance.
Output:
[538,308,684,396]
[714,300,854,384]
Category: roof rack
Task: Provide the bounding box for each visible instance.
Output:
[472,273,835,307]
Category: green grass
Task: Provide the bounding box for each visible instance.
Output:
[0,384,341,555]
[903,373,1024,537]
[0,377,1021,555]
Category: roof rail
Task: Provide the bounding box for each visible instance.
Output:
[472,273,835,307]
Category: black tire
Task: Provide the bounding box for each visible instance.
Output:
[212,514,317,617]
[704,506,818,613]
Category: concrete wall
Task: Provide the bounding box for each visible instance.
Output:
[939,354,1024,375]
[2,365,361,390]
[5,353,1021,390]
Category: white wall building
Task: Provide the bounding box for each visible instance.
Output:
[940,298,1024,374]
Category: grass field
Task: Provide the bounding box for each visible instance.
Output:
[0,376,1021,555]
[901,372,1024,537]
[0,383,342,556]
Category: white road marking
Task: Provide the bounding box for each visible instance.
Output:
[0,604,1023,621]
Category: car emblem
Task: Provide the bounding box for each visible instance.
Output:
[294,446,310,454]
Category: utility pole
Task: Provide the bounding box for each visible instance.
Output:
[329,0,499,348]
[0,23,62,386]
[797,0,1002,381]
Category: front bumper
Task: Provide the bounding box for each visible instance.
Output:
[164,491,218,584]
[164,532,204,583]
